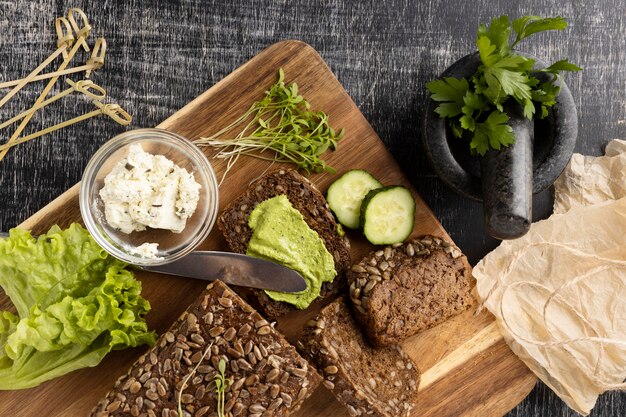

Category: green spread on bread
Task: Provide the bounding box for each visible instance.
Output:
[246,195,336,309]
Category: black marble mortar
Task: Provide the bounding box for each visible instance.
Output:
[421,52,578,239]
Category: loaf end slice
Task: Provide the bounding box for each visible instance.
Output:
[89,280,321,417]
[218,169,351,318]
[349,235,475,346]
[299,298,419,417]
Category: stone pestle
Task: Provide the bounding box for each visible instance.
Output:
[480,102,534,239]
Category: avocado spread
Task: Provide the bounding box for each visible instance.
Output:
[246,195,336,309]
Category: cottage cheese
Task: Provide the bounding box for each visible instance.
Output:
[99,143,201,237]
[129,242,161,259]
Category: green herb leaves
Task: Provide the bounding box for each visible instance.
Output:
[478,15,511,57]
[427,15,581,155]
[512,16,568,47]
[430,77,469,118]
[471,111,515,155]
[195,68,344,184]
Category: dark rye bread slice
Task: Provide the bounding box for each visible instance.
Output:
[348,235,475,346]
[89,281,321,417]
[298,298,419,417]
[218,169,351,318]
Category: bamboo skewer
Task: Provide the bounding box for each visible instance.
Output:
[56,16,75,60]
[0,100,132,153]
[0,48,66,107]
[68,8,91,53]
[0,63,101,89]
[0,79,106,130]
[0,8,131,164]
[0,37,106,89]
[0,36,88,163]
[86,38,106,78]
[0,17,75,109]
[0,19,107,89]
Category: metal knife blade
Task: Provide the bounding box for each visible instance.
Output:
[143,251,308,293]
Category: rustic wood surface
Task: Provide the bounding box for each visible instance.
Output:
[0,39,537,417]
[0,1,624,416]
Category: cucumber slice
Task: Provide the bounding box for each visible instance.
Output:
[360,186,415,245]
[326,170,383,229]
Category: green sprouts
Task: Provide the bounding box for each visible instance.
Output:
[214,358,231,417]
[195,68,344,184]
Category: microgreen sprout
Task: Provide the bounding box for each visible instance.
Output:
[178,343,213,417]
[195,68,344,184]
[214,358,231,417]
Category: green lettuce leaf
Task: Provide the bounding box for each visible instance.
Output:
[0,224,155,389]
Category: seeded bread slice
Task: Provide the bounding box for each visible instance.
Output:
[218,169,351,318]
[89,280,321,417]
[299,298,419,417]
[349,235,475,347]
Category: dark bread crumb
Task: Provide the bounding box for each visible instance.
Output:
[349,235,475,346]
[299,298,418,417]
[89,281,321,417]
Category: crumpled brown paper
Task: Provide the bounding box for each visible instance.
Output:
[554,139,626,213]
[473,140,626,415]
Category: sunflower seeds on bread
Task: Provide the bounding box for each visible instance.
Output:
[299,298,419,417]
[349,235,474,346]
[89,280,321,417]
[218,169,351,318]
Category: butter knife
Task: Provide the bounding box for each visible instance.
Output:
[143,251,307,293]
[0,232,307,293]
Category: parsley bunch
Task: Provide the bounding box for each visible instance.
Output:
[427,16,581,155]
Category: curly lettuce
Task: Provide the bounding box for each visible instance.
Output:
[0,223,155,389]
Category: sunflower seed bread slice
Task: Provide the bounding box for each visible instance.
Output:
[349,235,474,346]
[89,280,321,417]
[218,169,351,318]
[299,298,419,417]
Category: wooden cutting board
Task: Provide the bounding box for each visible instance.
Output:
[0,40,536,417]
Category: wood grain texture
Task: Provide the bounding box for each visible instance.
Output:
[1,1,625,416]
[0,40,537,417]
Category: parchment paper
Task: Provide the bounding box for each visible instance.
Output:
[554,139,626,213]
[473,140,626,415]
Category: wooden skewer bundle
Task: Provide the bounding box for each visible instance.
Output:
[0,8,132,164]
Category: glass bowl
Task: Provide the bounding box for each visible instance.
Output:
[80,128,219,266]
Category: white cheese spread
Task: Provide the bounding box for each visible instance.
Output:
[129,242,162,259]
[99,143,202,238]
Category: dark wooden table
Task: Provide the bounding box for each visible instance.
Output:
[0,1,624,416]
